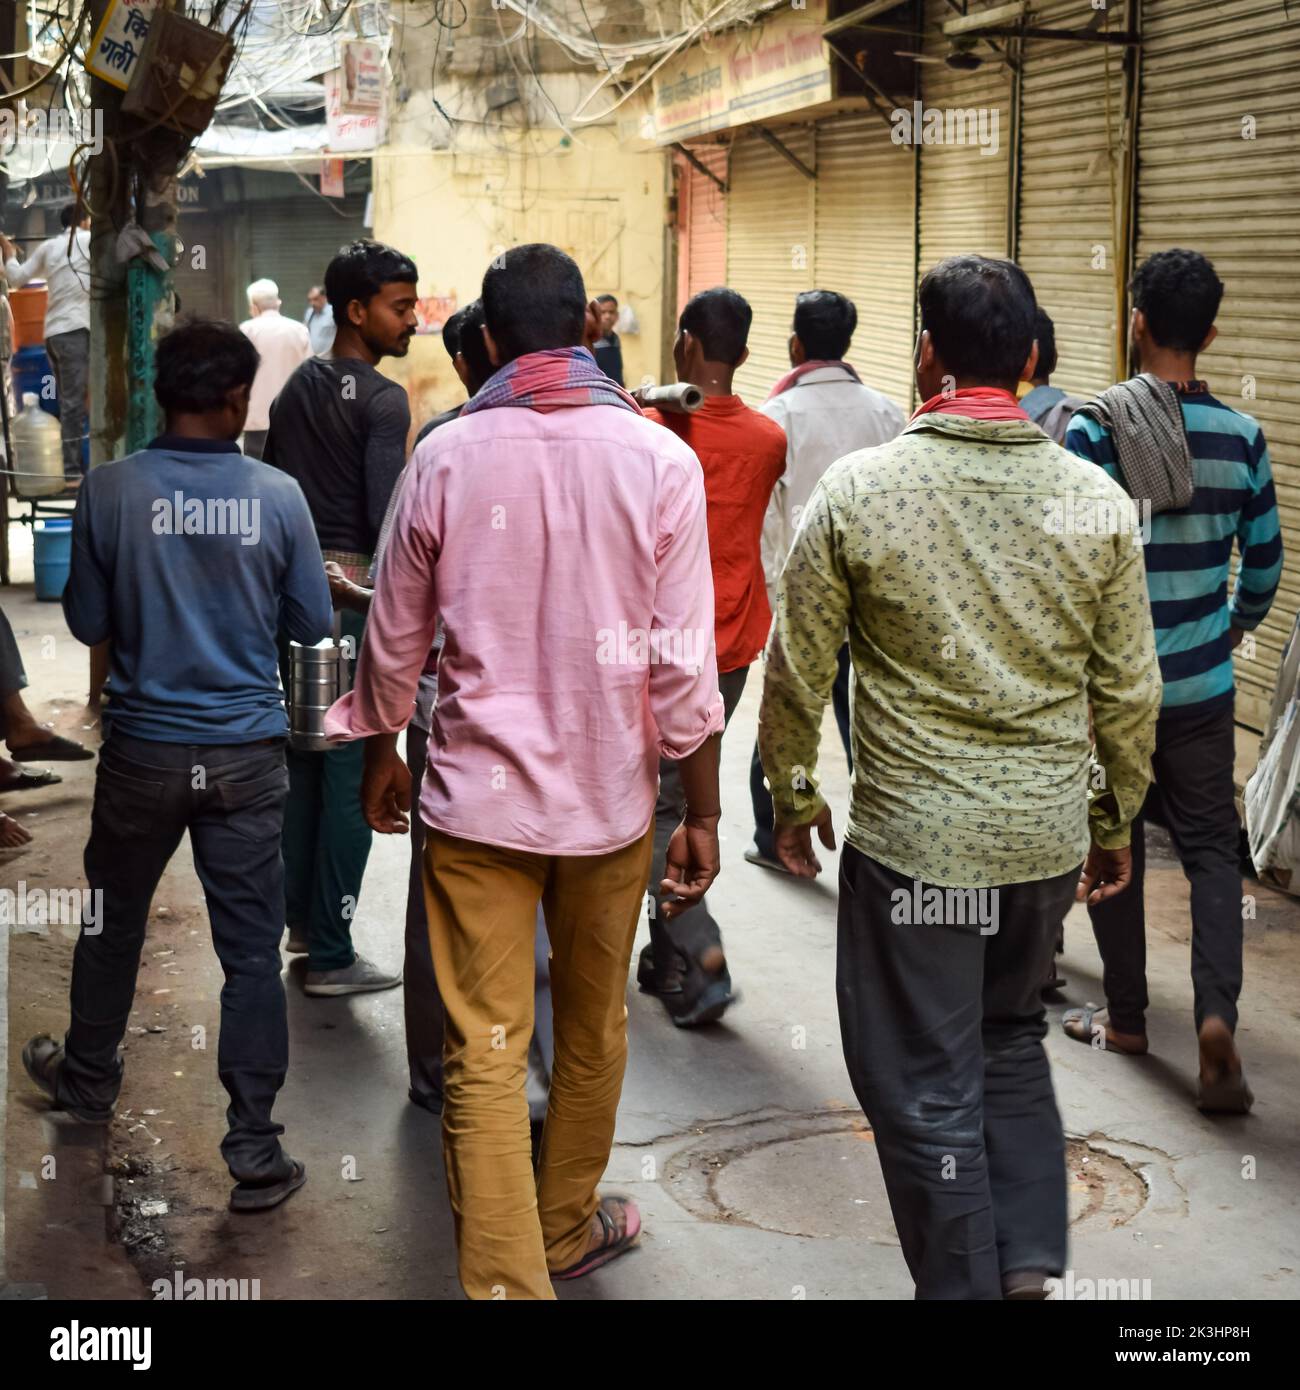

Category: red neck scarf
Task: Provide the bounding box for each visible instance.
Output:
[766,359,861,401]
[910,386,1029,423]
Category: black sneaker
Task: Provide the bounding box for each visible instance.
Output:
[22,1035,114,1125]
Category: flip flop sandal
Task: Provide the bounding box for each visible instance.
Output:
[1197,1072,1254,1115]
[229,1159,307,1213]
[550,1196,641,1281]
[10,735,94,763]
[0,768,63,791]
[1061,1005,1148,1054]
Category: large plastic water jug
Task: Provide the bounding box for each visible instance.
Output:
[12,392,65,498]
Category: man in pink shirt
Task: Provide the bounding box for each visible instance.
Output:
[325,243,725,1299]
[239,277,311,459]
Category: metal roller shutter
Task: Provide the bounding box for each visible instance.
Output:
[813,112,917,411]
[248,196,369,328]
[726,124,816,402]
[916,0,1014,277]
[1017,0,1130,397]
[676,146,729,313]
[1137,0,1300,732]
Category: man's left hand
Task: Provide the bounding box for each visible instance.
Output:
[361,739,411,834]
[773,805,836,878]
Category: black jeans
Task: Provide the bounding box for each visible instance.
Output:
[1086,698,1243,1036]
[837,844,1076,1299]
[60,733,294,1183]
[751,642,852,858]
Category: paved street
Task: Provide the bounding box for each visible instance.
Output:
[3,564,1299,1302]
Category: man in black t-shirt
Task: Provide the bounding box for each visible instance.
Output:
[265,239,417,996]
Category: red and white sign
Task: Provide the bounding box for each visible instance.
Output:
[324,68,385,152]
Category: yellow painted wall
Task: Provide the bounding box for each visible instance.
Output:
[371,127,670,427]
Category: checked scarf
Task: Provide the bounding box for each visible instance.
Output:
[462,346,643,416]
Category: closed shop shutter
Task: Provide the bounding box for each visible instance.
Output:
[726,123,816,402]
[916,0,1014,283]
[1017,0,1130,397]
[248,196,369,327]
[676,146,729,314]
[1137,0,1300,732]
[813,112,917,411]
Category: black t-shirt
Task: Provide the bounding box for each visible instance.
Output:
[264,356,410,555]
[593,333,624,387]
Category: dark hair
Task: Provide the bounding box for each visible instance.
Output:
[680,286,752,365]
[441,305,468,360]
[481,243,587,362]
[1033,309,1058,379]
[596,294,618,307]
[456,298,493,388]
[154,317,260,414]
[917,255,1037,385]
[794,289,857,360]
[59,202,81,229]
[324,239,419,320]
[1130,249,1223,352]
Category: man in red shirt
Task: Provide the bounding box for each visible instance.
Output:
[640,288,786,1025]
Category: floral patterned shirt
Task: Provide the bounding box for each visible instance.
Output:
[758,412,1162,887]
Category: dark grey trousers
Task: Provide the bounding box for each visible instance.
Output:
[45,328,88,479]
[837,845,1077,1299]
[645,664,749,979]
[1086,699,1242,1036]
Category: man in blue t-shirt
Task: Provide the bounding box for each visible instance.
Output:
[1062,250,1282,1114]
[23,318,332,1211]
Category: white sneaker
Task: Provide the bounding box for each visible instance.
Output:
[304,955,402,997]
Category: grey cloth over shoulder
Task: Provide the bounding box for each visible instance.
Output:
[1076,372,1194,515]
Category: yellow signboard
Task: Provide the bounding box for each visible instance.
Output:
[649,0,831,144]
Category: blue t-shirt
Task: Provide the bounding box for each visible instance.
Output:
[64,437,333,743]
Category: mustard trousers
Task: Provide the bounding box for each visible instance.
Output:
[422,821,654,1299]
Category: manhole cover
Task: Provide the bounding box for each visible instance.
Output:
[662,1112,1146,1241]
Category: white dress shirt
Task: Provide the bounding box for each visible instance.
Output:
[5,228,92,338]
[303,303,336,356]
[240,309,312,432]
[759,364,907,600]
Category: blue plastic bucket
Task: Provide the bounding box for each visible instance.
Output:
[33,518,73,601]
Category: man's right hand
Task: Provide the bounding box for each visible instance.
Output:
[360,737,411,834]
[660,814,721,920]
[1076,843,1133,905]
[773,805,836,878]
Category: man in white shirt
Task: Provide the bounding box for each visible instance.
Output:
[239,278,311,459]
[2,204,92,481]
[748,288,906,871]
[303,284,336,356]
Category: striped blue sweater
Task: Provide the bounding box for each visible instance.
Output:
[1065,384,1283,715]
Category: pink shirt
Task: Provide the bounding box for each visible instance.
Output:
[325,404,725,855]
[240,311,312,432]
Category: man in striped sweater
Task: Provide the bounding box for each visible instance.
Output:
[1062,249,1282,1113]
